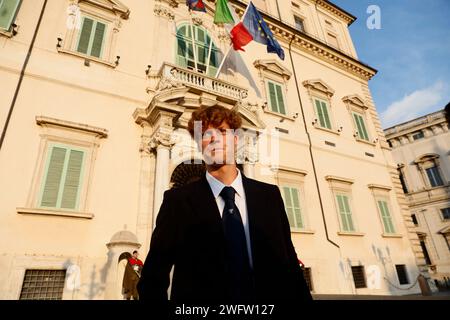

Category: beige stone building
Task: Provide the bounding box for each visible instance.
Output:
[0,0,430,299]
[385,109,450,290]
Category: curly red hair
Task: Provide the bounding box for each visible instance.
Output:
[187,106,242,139]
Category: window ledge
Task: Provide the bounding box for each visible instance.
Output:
[57,48,117,68]
[17,207,94,219]
[0,29,14,38]
[337,231,365,237]
[381,233,403,238]
[355,137,376,146]
[263,108,295,122]
[291,229,315,234]
[313,124,341,135]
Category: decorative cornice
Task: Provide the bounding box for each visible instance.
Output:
[253,59,292,81]
[270,165,308,176]
[153,4,175,20]
[368,184,392,191]
[302,79,335,97]
[77,0,130,19]
[325,175,354,184]
[315,0,356,26]
[342,94,368,110]
[231,1,376,81]
[36,116,108,138]
[414,153,440,164]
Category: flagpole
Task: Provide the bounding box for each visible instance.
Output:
[214,2,252,78]
[188,10,198,71]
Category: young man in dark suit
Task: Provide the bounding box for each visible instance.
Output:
[137,106,312,307]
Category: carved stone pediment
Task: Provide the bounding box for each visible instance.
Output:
[302,79,335,98]
[342,94,367,110]
[77,0,130,18]
[253,59,292,81]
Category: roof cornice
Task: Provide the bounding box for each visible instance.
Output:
[229,0,377,81]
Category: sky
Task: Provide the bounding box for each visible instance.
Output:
[331,0,450,128]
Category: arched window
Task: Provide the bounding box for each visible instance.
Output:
[176,24,221,77]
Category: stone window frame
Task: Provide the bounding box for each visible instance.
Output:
[303,79,340,135]
[57,0,130,68]
[290,1,309,34]
[271,166,314,234]
[0,0,22,38]
[254,59,293,121]
[438,206,450,222]
[342,94,375,146]
[16,116,108,219]
[414,153,447,189]
[368,184,402,238]
[6,255,76,300]
[326,175,364,236]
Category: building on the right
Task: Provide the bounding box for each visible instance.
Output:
[384,108,450,291]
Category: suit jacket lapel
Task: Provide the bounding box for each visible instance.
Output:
[187,175,225,241]
[241,173,262,272]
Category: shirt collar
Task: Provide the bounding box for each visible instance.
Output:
[205,168,244,199]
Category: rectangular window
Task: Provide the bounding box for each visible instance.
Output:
[336,194,355,232]
[314,98,332,130]
[412,131,424,140]
[411,214,418,225]
[282,186,304,229]
[425,166,444,187]
[377,199,395,234]
[352,112,370,141]
[351,266,366,288]
[326,32,339,49]
[303,267,313,291]
[39,144,85,211]
[441,208,450,220]
[20,270,66,300]
[294,15,305,32]
[267,80,286,115]
[420,239,432,265]
[77,16,107,58]
[0,0,20,31]
[395,265,409,285]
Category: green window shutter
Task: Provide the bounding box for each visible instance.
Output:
[342,195,354,231]
[290,187,303,228]
[77,17,94,54]
[315,99,325,127]
[337,194,354,232]
[353,113,363,138]
[378,200,395,233]
[320,101,331,129]
[40,145,85,210]
[41,147,67,208]
[354,113,369,141]
[268,82,278,113]
[0,0,20,31]
[275,84,286,115]
[282,187,295,228]
[60,150,84,209]
[359,115,369,140]
[90,21,106,58]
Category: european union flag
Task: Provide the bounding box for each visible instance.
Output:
[242,2,285,60]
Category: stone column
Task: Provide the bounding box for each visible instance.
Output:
[135,121,156,257]
[151,136,174,228]
[242,131,259,179]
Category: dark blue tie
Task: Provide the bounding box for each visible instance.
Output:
[220,186,254,301]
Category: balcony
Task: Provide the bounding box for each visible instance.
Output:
[154,63,248,102]
[406,184,450,206]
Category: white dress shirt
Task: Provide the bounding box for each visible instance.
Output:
[205,168,253,269]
